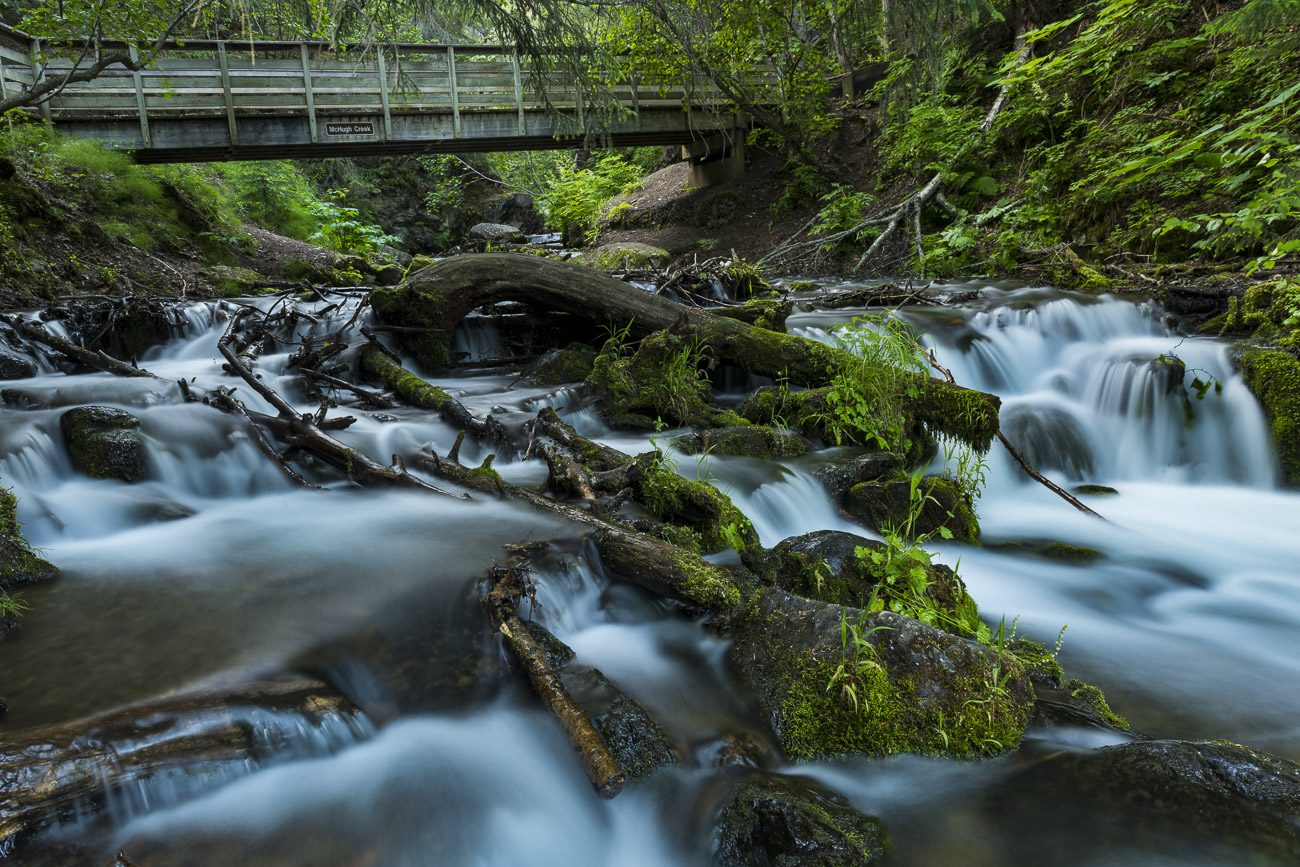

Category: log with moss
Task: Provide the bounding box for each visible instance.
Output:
[370,254,1001,450]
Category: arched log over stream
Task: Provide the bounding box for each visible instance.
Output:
[372,254,1001,451]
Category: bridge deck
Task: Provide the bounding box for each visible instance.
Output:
[0,26,751,162]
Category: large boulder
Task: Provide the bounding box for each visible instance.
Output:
[984,740,1300,862]
[585,242,670,271]
[468,222,524,243]
[712,773,888,866]
[482,192,545,235]
[731,587,1032,760]
[59,406,148,483]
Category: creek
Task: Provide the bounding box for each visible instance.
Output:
[1,280,1297,865]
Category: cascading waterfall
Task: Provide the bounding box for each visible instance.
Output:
[1,281,1297,866]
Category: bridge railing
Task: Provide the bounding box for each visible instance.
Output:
[0,24,756,146]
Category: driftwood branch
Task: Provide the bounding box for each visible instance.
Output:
[15,319,162,380]
[484,563,624,799]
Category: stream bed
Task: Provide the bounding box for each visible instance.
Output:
[1,280,1297,865]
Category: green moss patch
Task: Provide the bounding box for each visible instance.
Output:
[1237,348,1300,486]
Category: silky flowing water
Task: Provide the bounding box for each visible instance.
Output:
[1,281,1297,865]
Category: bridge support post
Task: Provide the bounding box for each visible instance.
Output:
[300,44,318,143]
[128,45,151,148]
[682,130,745,188]
[29,39,50,121]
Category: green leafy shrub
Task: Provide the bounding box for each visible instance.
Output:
[543,154,647,246]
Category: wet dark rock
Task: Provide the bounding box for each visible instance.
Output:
[672,425,808,460]
[482,192,545,235]
[524,619,576,669]
[1148,354,1187,396]
[0,326,37,379]
[563,666,676,780]
[469,222,525,243]
[523,347,597,385]
[985,740,1300,863]
[999,404,1095,479]
[813,450,901,506]
[845,475,980,544]
[703,731,770,769]
[711,773,888,866]
[731,588,1032,760]
[59,406,148,483]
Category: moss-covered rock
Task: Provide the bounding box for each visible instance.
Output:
[1237,347,1300,486]
[368,285,453,368]
[586,332,732,429]
[712,774,889,866]
[584,242,670,271]
[762,530,978,628]
[1040,542,1103,562]
[671,426,807,461]
[731,588,1033,760]
[0,488,58,591]
[374,263,405,286]
[715,298,792,332]
[845,475,980,544]
[279,259,337,285]
[201,265,262,298]
[631,455,761,558]
[1073,484,1119,496]
[523,346,598,385]
[59,406,148,483]
[404,255,436,279]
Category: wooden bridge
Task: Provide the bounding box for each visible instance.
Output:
[0,24,747,180]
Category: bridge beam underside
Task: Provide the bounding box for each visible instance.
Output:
[54,108,737,165]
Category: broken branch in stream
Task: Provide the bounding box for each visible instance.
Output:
[14,318,162,380]
[926,349,1105,520]
[484,562,625,799]
[217,308,466,498]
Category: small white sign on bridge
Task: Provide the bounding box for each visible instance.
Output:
[324,121,376,137]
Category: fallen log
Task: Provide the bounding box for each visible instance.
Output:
[357,342,515,459]
[484,563,624,799]
[414,446,744,613]
[0,678,364,856]
[371,254,1001,452]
